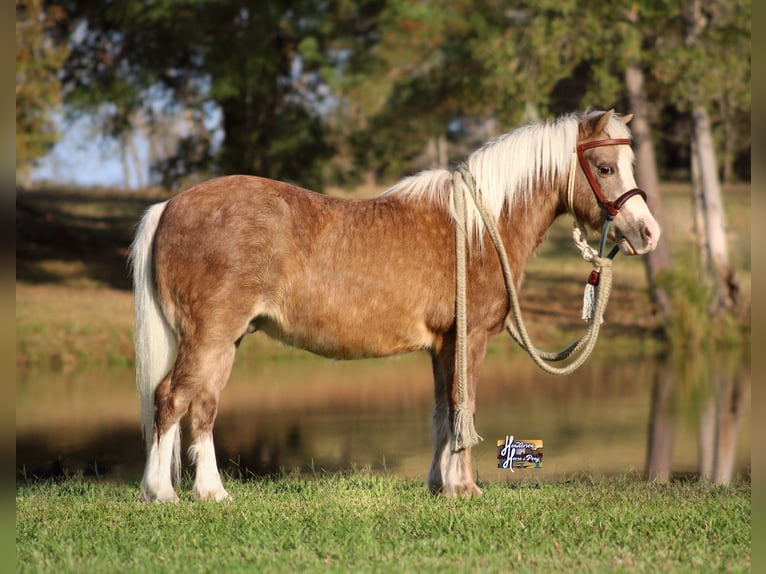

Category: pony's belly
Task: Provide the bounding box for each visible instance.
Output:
[255,313,432,360]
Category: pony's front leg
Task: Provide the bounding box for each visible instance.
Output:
[428,333,487,498]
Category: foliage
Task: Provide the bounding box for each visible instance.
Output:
[331,0,492,178]
[15,0,70,184]
[651,0,751,180]
[16,472,750,572]
[661,266,747,356]
[652,0,750,113]
[45,1,750,187]
[330,0,750,181]
[59,0,335,190]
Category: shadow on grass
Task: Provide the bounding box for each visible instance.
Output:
[16,188,165,290]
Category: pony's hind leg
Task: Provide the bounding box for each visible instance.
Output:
[427,333,487,498]
[141,405,181,503]
[144,339,236,502]
[187,344,236,501]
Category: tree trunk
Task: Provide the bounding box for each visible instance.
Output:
[689,139,710,281]
[685,0,738,312]
[691,104,737,311]
[426,134,449,169]
[624,63,674,324]
[437,134,448,169]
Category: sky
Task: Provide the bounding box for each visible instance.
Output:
[31,116,150,189]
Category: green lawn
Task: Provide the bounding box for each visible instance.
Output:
[16,472,750,573]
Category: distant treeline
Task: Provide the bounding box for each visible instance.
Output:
[17,0,750,190]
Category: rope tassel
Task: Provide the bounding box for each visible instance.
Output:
[581,270,600,322]
[452,408,483,453]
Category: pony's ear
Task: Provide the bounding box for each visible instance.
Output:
[594,109,614,134]
[620,113,634,125]
[581,109,614,137]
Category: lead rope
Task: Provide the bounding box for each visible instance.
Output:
[450,164,616,451]
[451,169,483,452]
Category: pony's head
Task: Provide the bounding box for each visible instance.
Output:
[571,110,660,255]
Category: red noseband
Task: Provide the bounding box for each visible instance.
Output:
[576,138,647,220]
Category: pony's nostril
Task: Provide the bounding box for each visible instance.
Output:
[643,223,652,240]
[642,220,661,246]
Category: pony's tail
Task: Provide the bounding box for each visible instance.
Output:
[129,201,181,485]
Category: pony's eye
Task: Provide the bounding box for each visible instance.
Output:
[598,165,614,176]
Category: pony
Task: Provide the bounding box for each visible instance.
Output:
[130,109,660,501]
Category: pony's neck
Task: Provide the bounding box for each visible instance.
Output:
[462,117,578,250]
[492,181,564,284]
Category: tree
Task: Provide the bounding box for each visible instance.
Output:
[15,0,69,185]
[60,0,334,190]
[676,0,748,312]
[331,0,493,179]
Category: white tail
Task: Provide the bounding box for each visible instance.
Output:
[129,201,181,485]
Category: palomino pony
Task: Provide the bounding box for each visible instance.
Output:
[131,109,660,502]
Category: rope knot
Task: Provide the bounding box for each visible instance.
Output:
[581,256,611,323]
[572,222,599,263]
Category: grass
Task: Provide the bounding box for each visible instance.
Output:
[16,472,750,573]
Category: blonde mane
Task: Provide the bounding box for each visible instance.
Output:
[383,111,632,249]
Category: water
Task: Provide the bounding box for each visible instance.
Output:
[16,348,750,485]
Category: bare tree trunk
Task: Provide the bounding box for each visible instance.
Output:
[625,63,674,323]
[119,137,132,189]
[710,372,745,485]
[426,134,449,169]
[692,106,737,311]
[127,133,145,189]
[690,139,710,280]
[685,0,738,312]
[698,389,715,479]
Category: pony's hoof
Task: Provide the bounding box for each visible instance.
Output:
[140,487,180,503]
[441,483,483,498]
[195,487,230,502]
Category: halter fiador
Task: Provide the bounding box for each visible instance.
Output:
[131,110,660,501]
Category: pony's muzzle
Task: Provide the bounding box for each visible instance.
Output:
[612,195,661,256]
[617,217,661,255]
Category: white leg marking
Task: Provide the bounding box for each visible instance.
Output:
[141,422,180,502]
[437,434,482,498]
[190,434,229,501]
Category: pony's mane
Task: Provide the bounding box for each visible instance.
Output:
[383,111,632,249]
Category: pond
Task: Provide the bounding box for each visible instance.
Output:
[16,346,750,486]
